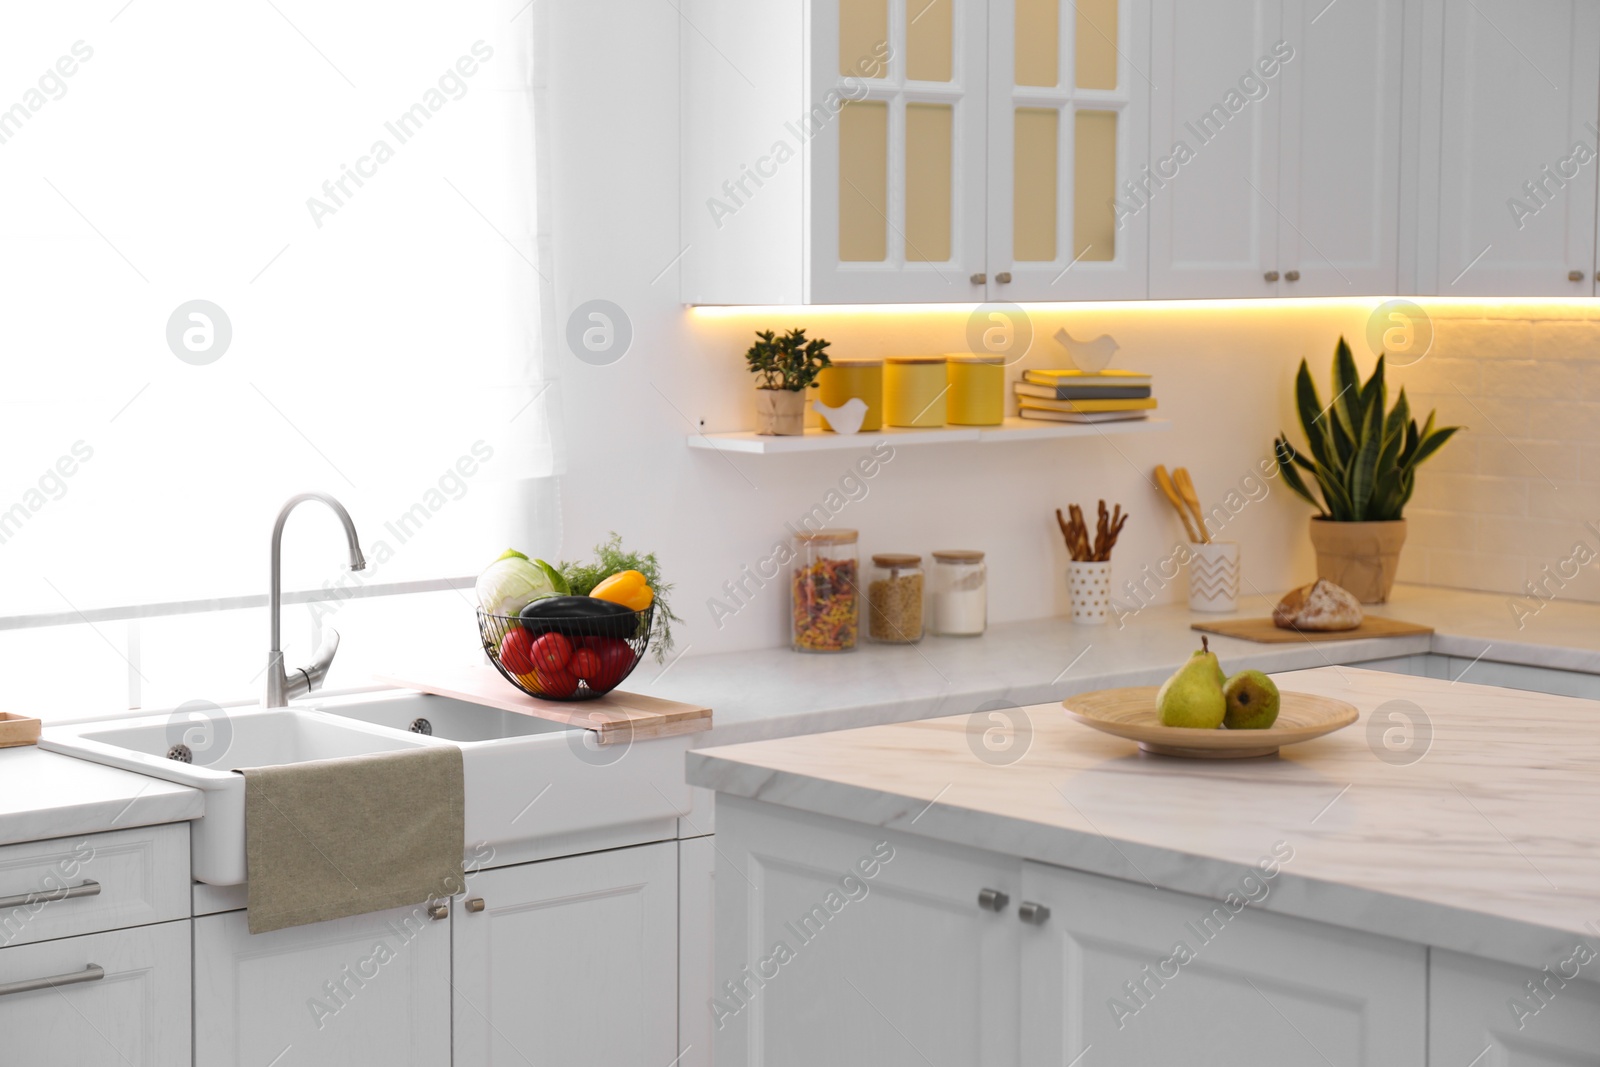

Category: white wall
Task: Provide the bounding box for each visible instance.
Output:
[544,2,1417,657]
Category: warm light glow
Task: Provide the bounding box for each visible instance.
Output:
[689,296,1600,318]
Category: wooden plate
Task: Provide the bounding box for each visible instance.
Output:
[1062,686,1358,759]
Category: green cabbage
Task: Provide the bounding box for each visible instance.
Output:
[476,549,556,616]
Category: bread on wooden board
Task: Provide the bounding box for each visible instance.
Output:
[1273,579,1364,631]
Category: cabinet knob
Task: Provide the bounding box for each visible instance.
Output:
[428,902,449,921]
[1018,901,1051,925]
[1571,270,1586,282]
[995,272,1012,284]
[970,273,987,285]
[977,888,1010,912]
[1264,270,1280,282]
[1284,270,1301,282]
[466,897,486,913]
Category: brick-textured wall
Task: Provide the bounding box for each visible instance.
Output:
[1392,310,1600,608]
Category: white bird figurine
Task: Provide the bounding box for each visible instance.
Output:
[1053,328,1120,373]
[812,397,868,435]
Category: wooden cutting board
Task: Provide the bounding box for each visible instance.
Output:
[1190,616,1433,644]
[375,664,711,745]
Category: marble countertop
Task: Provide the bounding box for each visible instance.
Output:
[644,583,1596,745]
[0,746,202,846]
[688,666,1600,971]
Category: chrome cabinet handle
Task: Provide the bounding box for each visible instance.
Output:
[1264,270,1280,282]
[428,902,449,921]
[0,880,100,911]
[1571,270,1586,282]
[0,964,104,998]
[995,272,1012,283]
[970,273,987,285]
[1018,901,1051,925]
[1284,270,1301,282]
[466,897,485,914]
[977,888,1010,912]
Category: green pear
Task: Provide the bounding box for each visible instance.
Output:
[1157,637,1227,729]
[1223,670,1281,730]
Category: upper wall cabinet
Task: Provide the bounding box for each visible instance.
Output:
[1419,0,1600,296]
[1147,0,1405,298]
[682,0,1151,304]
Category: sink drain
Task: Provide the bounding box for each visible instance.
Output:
[166,744,193,763]
[409,718,433,735]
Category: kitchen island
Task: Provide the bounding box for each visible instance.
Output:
[688,667,1600,1066]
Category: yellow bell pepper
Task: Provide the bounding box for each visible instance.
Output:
[591,569,654,611]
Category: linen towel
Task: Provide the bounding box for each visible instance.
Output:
[241,746,465,934]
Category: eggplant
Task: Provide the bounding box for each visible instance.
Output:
[518,595,641,639]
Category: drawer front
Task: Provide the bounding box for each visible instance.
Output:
[0,918,191,1065]
[0,824,189,948]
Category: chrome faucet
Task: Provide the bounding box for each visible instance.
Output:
[265,493,367,707]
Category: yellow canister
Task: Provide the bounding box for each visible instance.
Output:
[883,355,949,427]
[946,354,1005,426]
[817,358,883,432]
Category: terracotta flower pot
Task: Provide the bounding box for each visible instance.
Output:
[754,388,806,435]
[1307,518,1407,604]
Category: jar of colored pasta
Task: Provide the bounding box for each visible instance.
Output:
[791,529,859,653]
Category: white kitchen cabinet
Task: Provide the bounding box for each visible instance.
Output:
[452,841,679,1067]
[194,901,451,1066]
[714,797,1021,1067]
[1430,949,1600,1066]
[1424,0,1600,296]
[679,835,716,1067]
[0,918,191,1066]
[1017,860,1426,1065]
[1149,0,1404,297]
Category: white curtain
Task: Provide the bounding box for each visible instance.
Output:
[0,0,555,621]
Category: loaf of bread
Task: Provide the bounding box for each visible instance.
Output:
[1272,579,1363,631]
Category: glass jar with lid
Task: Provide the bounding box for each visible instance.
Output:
[930,550,986,636]
[867,553,925,644]
[791,529,859,653]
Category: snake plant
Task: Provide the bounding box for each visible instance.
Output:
[1274,337,1461,522]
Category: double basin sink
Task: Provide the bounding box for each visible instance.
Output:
[40,691,694,885]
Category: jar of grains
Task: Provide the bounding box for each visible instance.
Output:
[867,554,925,644]
[791,529,860,653]
[930,550,986,636]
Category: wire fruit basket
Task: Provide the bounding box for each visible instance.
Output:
[478,605,653,701]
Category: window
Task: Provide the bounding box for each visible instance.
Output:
[0,2,555,719]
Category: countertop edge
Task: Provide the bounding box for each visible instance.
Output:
[0,792,204,848]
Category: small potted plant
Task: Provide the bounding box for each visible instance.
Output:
[746,328,831,435]
[1274,337,1462,603]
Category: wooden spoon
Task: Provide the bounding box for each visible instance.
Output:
[1153,465,1200,543]
[1172,467,1211,544]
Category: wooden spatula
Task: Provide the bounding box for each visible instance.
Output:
[1172,467,1211,543]
[1153,465,1200,543]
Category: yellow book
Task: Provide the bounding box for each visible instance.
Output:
[1018,396,1158,413]
[1023,368,1151,385]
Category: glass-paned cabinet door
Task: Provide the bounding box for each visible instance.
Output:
[811,0,990,303]
[987,0,1150,301]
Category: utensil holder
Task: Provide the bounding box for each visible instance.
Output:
[1187,541,1240,613]
[1067,561,1113,625]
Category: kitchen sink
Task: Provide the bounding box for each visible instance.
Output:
[44,691,695,886]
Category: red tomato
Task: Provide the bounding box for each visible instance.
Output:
[531,631,574,671]
[569,647,603,682]
[532,665,578,699]
[586,638,637,691]
[499,628,535,675]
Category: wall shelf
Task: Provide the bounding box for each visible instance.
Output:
[685,417,1171,454]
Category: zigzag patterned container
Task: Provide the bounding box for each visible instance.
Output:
[1187,541,1240,613]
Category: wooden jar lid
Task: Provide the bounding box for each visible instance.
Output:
[795,528,858,544]
[932,549,985,563]
[871,553,922,567]
[884,355,948,364]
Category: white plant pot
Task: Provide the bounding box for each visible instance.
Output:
[1186,541,1240,613]
[1067,561,1112,626]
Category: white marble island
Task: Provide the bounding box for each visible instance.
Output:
[688,667,1600,1066]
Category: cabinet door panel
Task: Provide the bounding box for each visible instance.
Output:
[195,904,450,1066]
[1434,0,1600,296]
[1430,949,1600,1066]
[1019,861,1425,1066]
[1149,0,1282,298]
[988,0,1151,301]
[679,837,716,1067]
[452,842,678,1067]
[714,797,1020,1067]
[1277,0,1403,295]
[0,919,190,1066]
